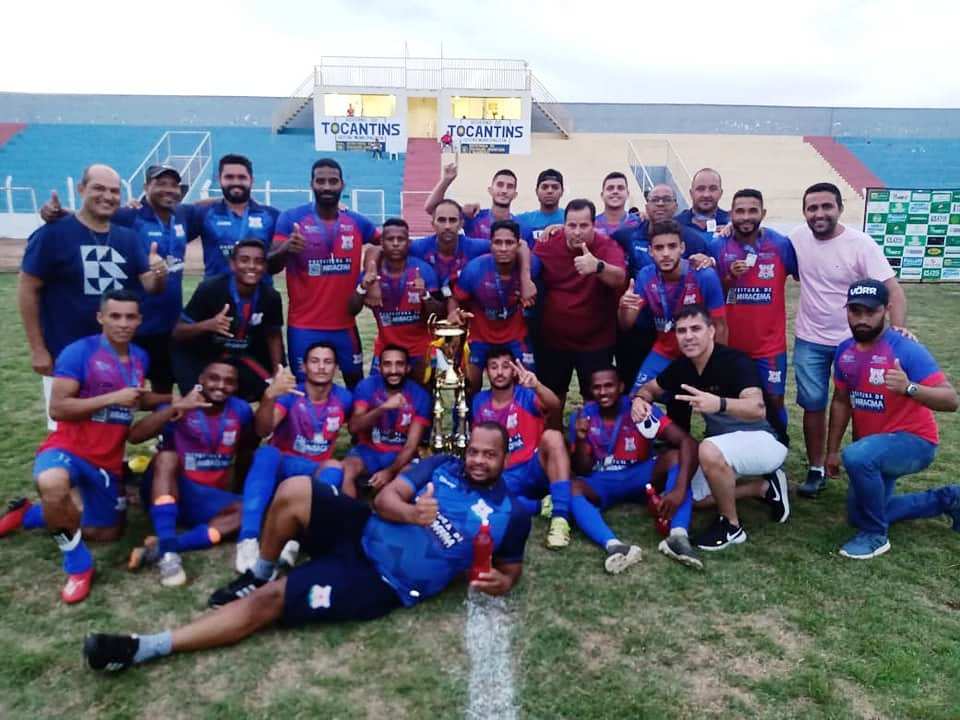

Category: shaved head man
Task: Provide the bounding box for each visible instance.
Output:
[675,168,730,247]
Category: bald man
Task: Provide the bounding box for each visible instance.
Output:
[675,168,730,247]
[19,164,167,426]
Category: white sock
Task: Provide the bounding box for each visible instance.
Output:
[669,527,688,538]
[810,465,825,475]
[604,538,622,551]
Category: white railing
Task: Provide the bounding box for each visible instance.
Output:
[351,188,386,225]
[272,68,318,133]
[2,175,38,213]
[530,74,572,136]
[665,139,692,197]
[626,138,692,210]
[626,141,656,196]
[315,56,530,91]
[125,131,213,202]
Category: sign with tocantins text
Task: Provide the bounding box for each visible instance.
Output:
[864,188,960,282]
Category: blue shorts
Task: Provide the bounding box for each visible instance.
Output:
[288,326,364,386]
[503,452,549,498]
[754,352,788,397]
[582,458,655,509]
[794,338,837,411]
[282,479,401,626]
[469,338,535,372]
[141,470,240,527]
[278,454,322,481]
[346,445,399,474]
[632,350,673,394]
[33,449,123,528]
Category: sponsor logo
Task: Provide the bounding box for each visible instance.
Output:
[849,285,878,296]
[308,258,352,276]
[319,121,401,137]
[447,123,525,140]
[850,390,885,412]
[81,245,128,295]
[428,511,465,549]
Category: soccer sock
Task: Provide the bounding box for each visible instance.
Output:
[550,480,572,520]
[571,495,615,548]
[810,465,825,475]
[663,464,693,532]
[239,448,282,541]
[150,496,178,556]
[23,503,45,530]
[54,529,93,574]
[175,525,219,553]
[253,556,276,581]
[133,630,173,665]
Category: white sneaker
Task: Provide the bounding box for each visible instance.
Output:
[235,538,259,574]
[158,552,186,587]
[279,540,300,569]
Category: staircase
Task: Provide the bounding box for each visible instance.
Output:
[272,70,317,134]
[803,136,886,197]
[0,123,26,149]
[530,75,571,139]
[401,138,441,236]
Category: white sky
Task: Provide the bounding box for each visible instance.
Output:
[3,0,959,107]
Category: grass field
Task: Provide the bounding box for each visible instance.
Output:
[1,272,959,720]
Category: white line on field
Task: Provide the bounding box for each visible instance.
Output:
[464,587,518,720]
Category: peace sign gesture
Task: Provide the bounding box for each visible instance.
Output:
[510,359,537,388]
[674,383,723,414]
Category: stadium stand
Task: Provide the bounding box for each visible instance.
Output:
[838,138,960,190]
[0,123,25,149]
[804,137,886,197]
[401,138,441,235]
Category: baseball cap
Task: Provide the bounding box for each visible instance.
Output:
[536,168,564,188]
[845,278,889,308]
[145,165,182,183]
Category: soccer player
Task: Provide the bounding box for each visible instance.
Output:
[471,348,573,548]
[515,168,566,240]
[269,158,380,388]
[171,239,284,402]
[790,183,907,498]
[127,359,255,586]
[632,306,790,551]
[1,290,161,603]
[594,172,640,236]
[350,218,442,384]
[619,220,727,393]
[410,199,490,293]
[570,367,700,571]
[235,344,352,572]
[675,168,730,246]
[82,424,531,672]
[449,220,540,393]
[826,280,960,559]
[341,346,432,493]
[19,164,166,426]
[697,189,797,444]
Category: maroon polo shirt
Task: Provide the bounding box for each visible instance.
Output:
[534,228,626,351]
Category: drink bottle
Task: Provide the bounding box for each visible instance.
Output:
[470,519,493,581]
[645,484,670,537]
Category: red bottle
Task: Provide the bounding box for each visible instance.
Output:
[645,484,670,537]
[470,519,493,581]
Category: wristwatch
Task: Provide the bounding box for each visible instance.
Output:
[905,383,919,397]
[595,260,606,274]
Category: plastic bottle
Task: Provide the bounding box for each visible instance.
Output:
[645,484,670,537]
[470,519,493,581]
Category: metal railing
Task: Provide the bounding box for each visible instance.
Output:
[351,188,386,225]
[2,176,38,213]
[626,138,692,210]
[315,56,530,91]
[125,131,213,202]
[530,74,572,137]
[272,68,318,133]
[625,143,656,196]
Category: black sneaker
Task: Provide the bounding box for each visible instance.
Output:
[207,570,268,608]
[83,633,139,672]
[658,533,704,570]
[797,468,826,498]
[764,468,791,523]
[694,515,746,551]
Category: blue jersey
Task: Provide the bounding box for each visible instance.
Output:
[410,233,489,290]
[21,215,149,358]
[675,208,732,248]
[612,220,709,276]
[112,204,201,335]
[514,208,564,242]
[464,209,535,247]
[192,199,280,279]
[361,455,531,607]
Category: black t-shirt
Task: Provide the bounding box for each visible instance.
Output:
[656,343,775,438]
[178,275,283,368]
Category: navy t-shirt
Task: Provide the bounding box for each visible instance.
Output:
[21,215,149,358]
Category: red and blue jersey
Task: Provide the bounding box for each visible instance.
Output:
[270,384,353,462]
[633,260,726,358]
[409,233,489,290]
[273,206,379,330]
[38,334,149,476]
[568,399,671,473]
[372,257,439,358]
[833,329,945,445]
[471,385,544,468]
[454,254,539,345]
[595,212,640,237]
[353,375,431,453]
[159,397,253,489]
[463,209,535,247]
[708,229,798,359]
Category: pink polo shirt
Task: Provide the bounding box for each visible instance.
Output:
[790,224,894,346]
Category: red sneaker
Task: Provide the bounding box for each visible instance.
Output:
[61,567,95,604]
[0,498,31,537]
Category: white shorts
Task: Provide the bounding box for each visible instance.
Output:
[691,431,788,502]
[42,376,57,431]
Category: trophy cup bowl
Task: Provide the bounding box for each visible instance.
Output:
[428,314,469,454]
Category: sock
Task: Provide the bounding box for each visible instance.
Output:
[239,447,282,541]
[150,496,178,556]
[669,526,688,538]
[174,525,217,553]
[133,630,173,665]
[550,480,572,520]
[54,529,93,574]
[604,538,624,551]
[663,464,693,532]
[23,503,45,530]
[810,465,825,476]
[571,495,615,547]
[253,556,276,581]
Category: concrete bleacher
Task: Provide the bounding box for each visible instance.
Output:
[839,138,960,190]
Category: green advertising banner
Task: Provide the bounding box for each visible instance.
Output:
[864,188,960,281]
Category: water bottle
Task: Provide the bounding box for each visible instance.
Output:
[645,484,670,537]
[470,519,493,581]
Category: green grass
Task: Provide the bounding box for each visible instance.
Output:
[1,273,959,719]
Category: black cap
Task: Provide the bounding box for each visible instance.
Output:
[536,168,563,188]
[845,278,889,308]
[145,164,181,183]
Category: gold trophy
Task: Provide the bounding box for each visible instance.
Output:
[427,314,469,455]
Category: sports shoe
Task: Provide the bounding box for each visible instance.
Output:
[797,468,826,498]
[158,552,186,587]
[278,540,300,570]
[208,570,268,608]
[539,495,553,519]
[84,633,139,672]
[235,537,259,574]
[764,468,791,523]
[128,536,160,571]
[62,567,95,604]
[546,516,570,549]
[839,532,890,560]
[658,533,704,570]
[694,515,746,551]
[0,497,31,537]
[603,542,642,574]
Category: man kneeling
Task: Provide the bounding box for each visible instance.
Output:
[83,423,531,671]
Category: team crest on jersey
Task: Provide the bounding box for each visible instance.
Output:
[757,263,775,279]
[869,367,886,385]
[250,313,263,326]
[222,430,237,446]
[683,293,698,305]
[249,216,263,229]
[768,370,782,384]
[401,412,412,426]
[624,437,636,452]
[471,498,493,523]
[407,291,422,304]
[341,234,354,250]
[174,224,185,238]
[506,413,518,429]
[325,416,341,432]
[308,584,332,609]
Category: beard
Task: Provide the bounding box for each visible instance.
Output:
[852,323,884,343]
[222,184,251,204]
[314,189,342,207]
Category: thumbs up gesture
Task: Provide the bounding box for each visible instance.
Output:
[885,357,910,395]
[266,364,301,399]
[148,241,168,278]
[412,482,439,526]
[208,303,234,337]
[574,406,590,441]
[573,243,600,276]
[619,278,642,312]
[287,222,305,254]
[40,190,67,223]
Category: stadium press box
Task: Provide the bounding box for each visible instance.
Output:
[864,188,960,281]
